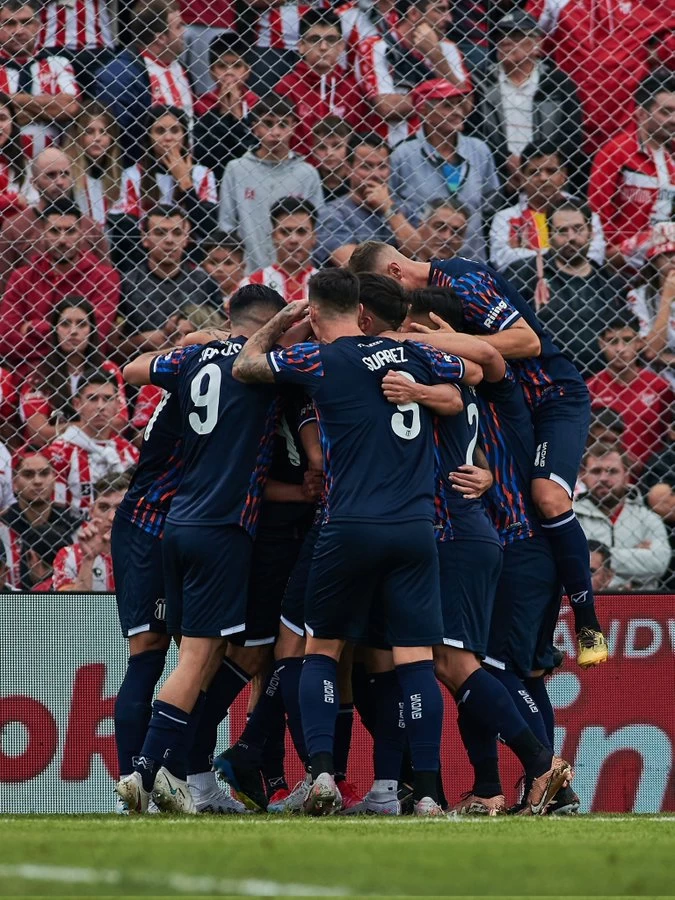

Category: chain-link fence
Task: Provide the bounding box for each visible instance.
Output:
[0,0,674,592]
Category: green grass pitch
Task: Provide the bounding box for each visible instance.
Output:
[1,815,674,898]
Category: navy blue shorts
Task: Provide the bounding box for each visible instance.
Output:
[280,523,321,637]
[162,523,252,638]
[111,513,166,638]
[228,522,308,647]
[305,521,443,647]
[484,536,560,677]
[438,538,503,656]
[531,387,591,498]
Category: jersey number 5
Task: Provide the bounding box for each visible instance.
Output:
[189,364,221,435]
[390,371,421,441]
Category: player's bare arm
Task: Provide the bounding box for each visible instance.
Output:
[381,373,463,416]
[233,302,309,383]
[395,318,507,382]
[473,317,541,360]
[123,350,170,386]
[450,445,494,500]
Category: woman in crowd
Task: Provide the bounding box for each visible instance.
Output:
[627,223,675,389]
[65,101,121,226]
[0,92,27,217]
[20,296,128,448]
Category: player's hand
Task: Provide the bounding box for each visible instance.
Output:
[302,468,324,502]
[449,464,493,499]
[406,321,432,334]
[274,302,311,346]
[278,315,313,348]
[381,371,423,405]
[180,328,231,346]
[428,312,455,332]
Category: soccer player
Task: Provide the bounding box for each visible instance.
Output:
[115,285,293,815]
[348,241,608,669]
[232,268,480,817]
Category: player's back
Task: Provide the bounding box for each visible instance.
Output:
[151,340,279,532]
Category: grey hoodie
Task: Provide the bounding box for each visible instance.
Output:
[219,151,324,273]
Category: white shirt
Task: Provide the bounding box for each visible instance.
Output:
[498,65,540,158]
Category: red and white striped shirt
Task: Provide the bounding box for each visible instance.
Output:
[74,173,113,226]
[239,264,317,303]
[53,542,115,591]
[336,1,401,63]
[115,163,217,217]
[256,2,311,50]
[46,429,138,514]
[0,55,79,159]
[0,366,18,426]
[142,52,194,124]
[0,521,21,589]
[39,0,113,51]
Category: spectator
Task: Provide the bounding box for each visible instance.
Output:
[179,0,235,95]
[337,0,400,64]
[0,91,26,217]
[641,411,675,590]
[240,198,317,302]
[626,222,675,388]
[354,0,468,147]
[588,407,626,453]
[53,472,127,591]
[193,34,258,183]
[117,205,221,352]
[587,540,614,593]
[575,442,670,591]
[64,100,120,227]
[38,0,114,95]
[527,0,675,152]
[470,10,583,194]
[0,199,120,373]
[389,78,498,261]
[93,0,191,166]
[315,130,418,266]
[0,437,14,509]
[0,365,18,442]
[275,10,372,158]
[116,105,218,240]
[200,231,245,307]
[586,309,674,470]
[0,147,109,288]
[310,116,350,202]
[0,449,80,590]
[46,368,138,515]
[489,142,605,273]
[218,96,323,273]
[589,70,675,268]
[19,295,128,449]
[0,0,80,160]
[0,539,15,590]
[416,197,468,262]
[504,199,625,378]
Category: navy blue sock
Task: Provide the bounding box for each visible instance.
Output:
[277,656,308,765]
[540,511,601,632]
[299,654,338,775]
[455,668,531,745]
[261,702,288,796]
[114,649,166,776]
[352,661,376,735]
[370,670,405,781]
[334,703,353,781]
[457,707,502,797]
[187,658,251,775]
[487,668,552,776]
[135,699,190,790]
[396,660,443,801]
[233,665,284,769]
[524,676,555,750]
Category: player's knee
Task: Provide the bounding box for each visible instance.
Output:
[274,624,305,660]
[531,478,572,518]
[129,631,171,655]
[226,643,270,677]
[433,646,477,694]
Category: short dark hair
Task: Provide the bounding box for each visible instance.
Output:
[0,0,40,13]
[591,406,625,435]
[548,198,592,227]
[229,284,286,326]
[347,131,389,164]
[130,0,177,47]
[357,274,409,330]
[208,32,250,67]
[312,116,351,141]
[308,268,360,314]
[587,540,611,564]
[599,308,641,338]
[407,286,463,330]
[520,142,564,170]
[421,197,470,223]
[270,197,318,228]
[299,8,341,37]
[144,204,189,228]
[249,95,296,126]
[94,472,131,497]
[635,69,675,109]
[583,441,627,469]
[75,367,117,397]
[41,198,81,220]
[203,230,243,257]
[348,240,392,273]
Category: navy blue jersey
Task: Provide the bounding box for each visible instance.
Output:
[150,338,279,533]
[268,336,466,524]
[476,366,541,545]
[434,385,500,544]
[429,257,585,409]
[116,389,182,537]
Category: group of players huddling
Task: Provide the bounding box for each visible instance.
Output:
[113,242,608,819]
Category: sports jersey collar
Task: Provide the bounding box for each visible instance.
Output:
[419,128,468,165]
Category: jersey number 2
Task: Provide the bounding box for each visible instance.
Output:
[189,364,221,435]
[465,402,479,465]
[390,371,421,441]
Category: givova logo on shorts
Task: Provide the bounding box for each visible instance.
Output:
[534,442,548,468]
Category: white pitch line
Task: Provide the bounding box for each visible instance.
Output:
[0,864,350,896]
